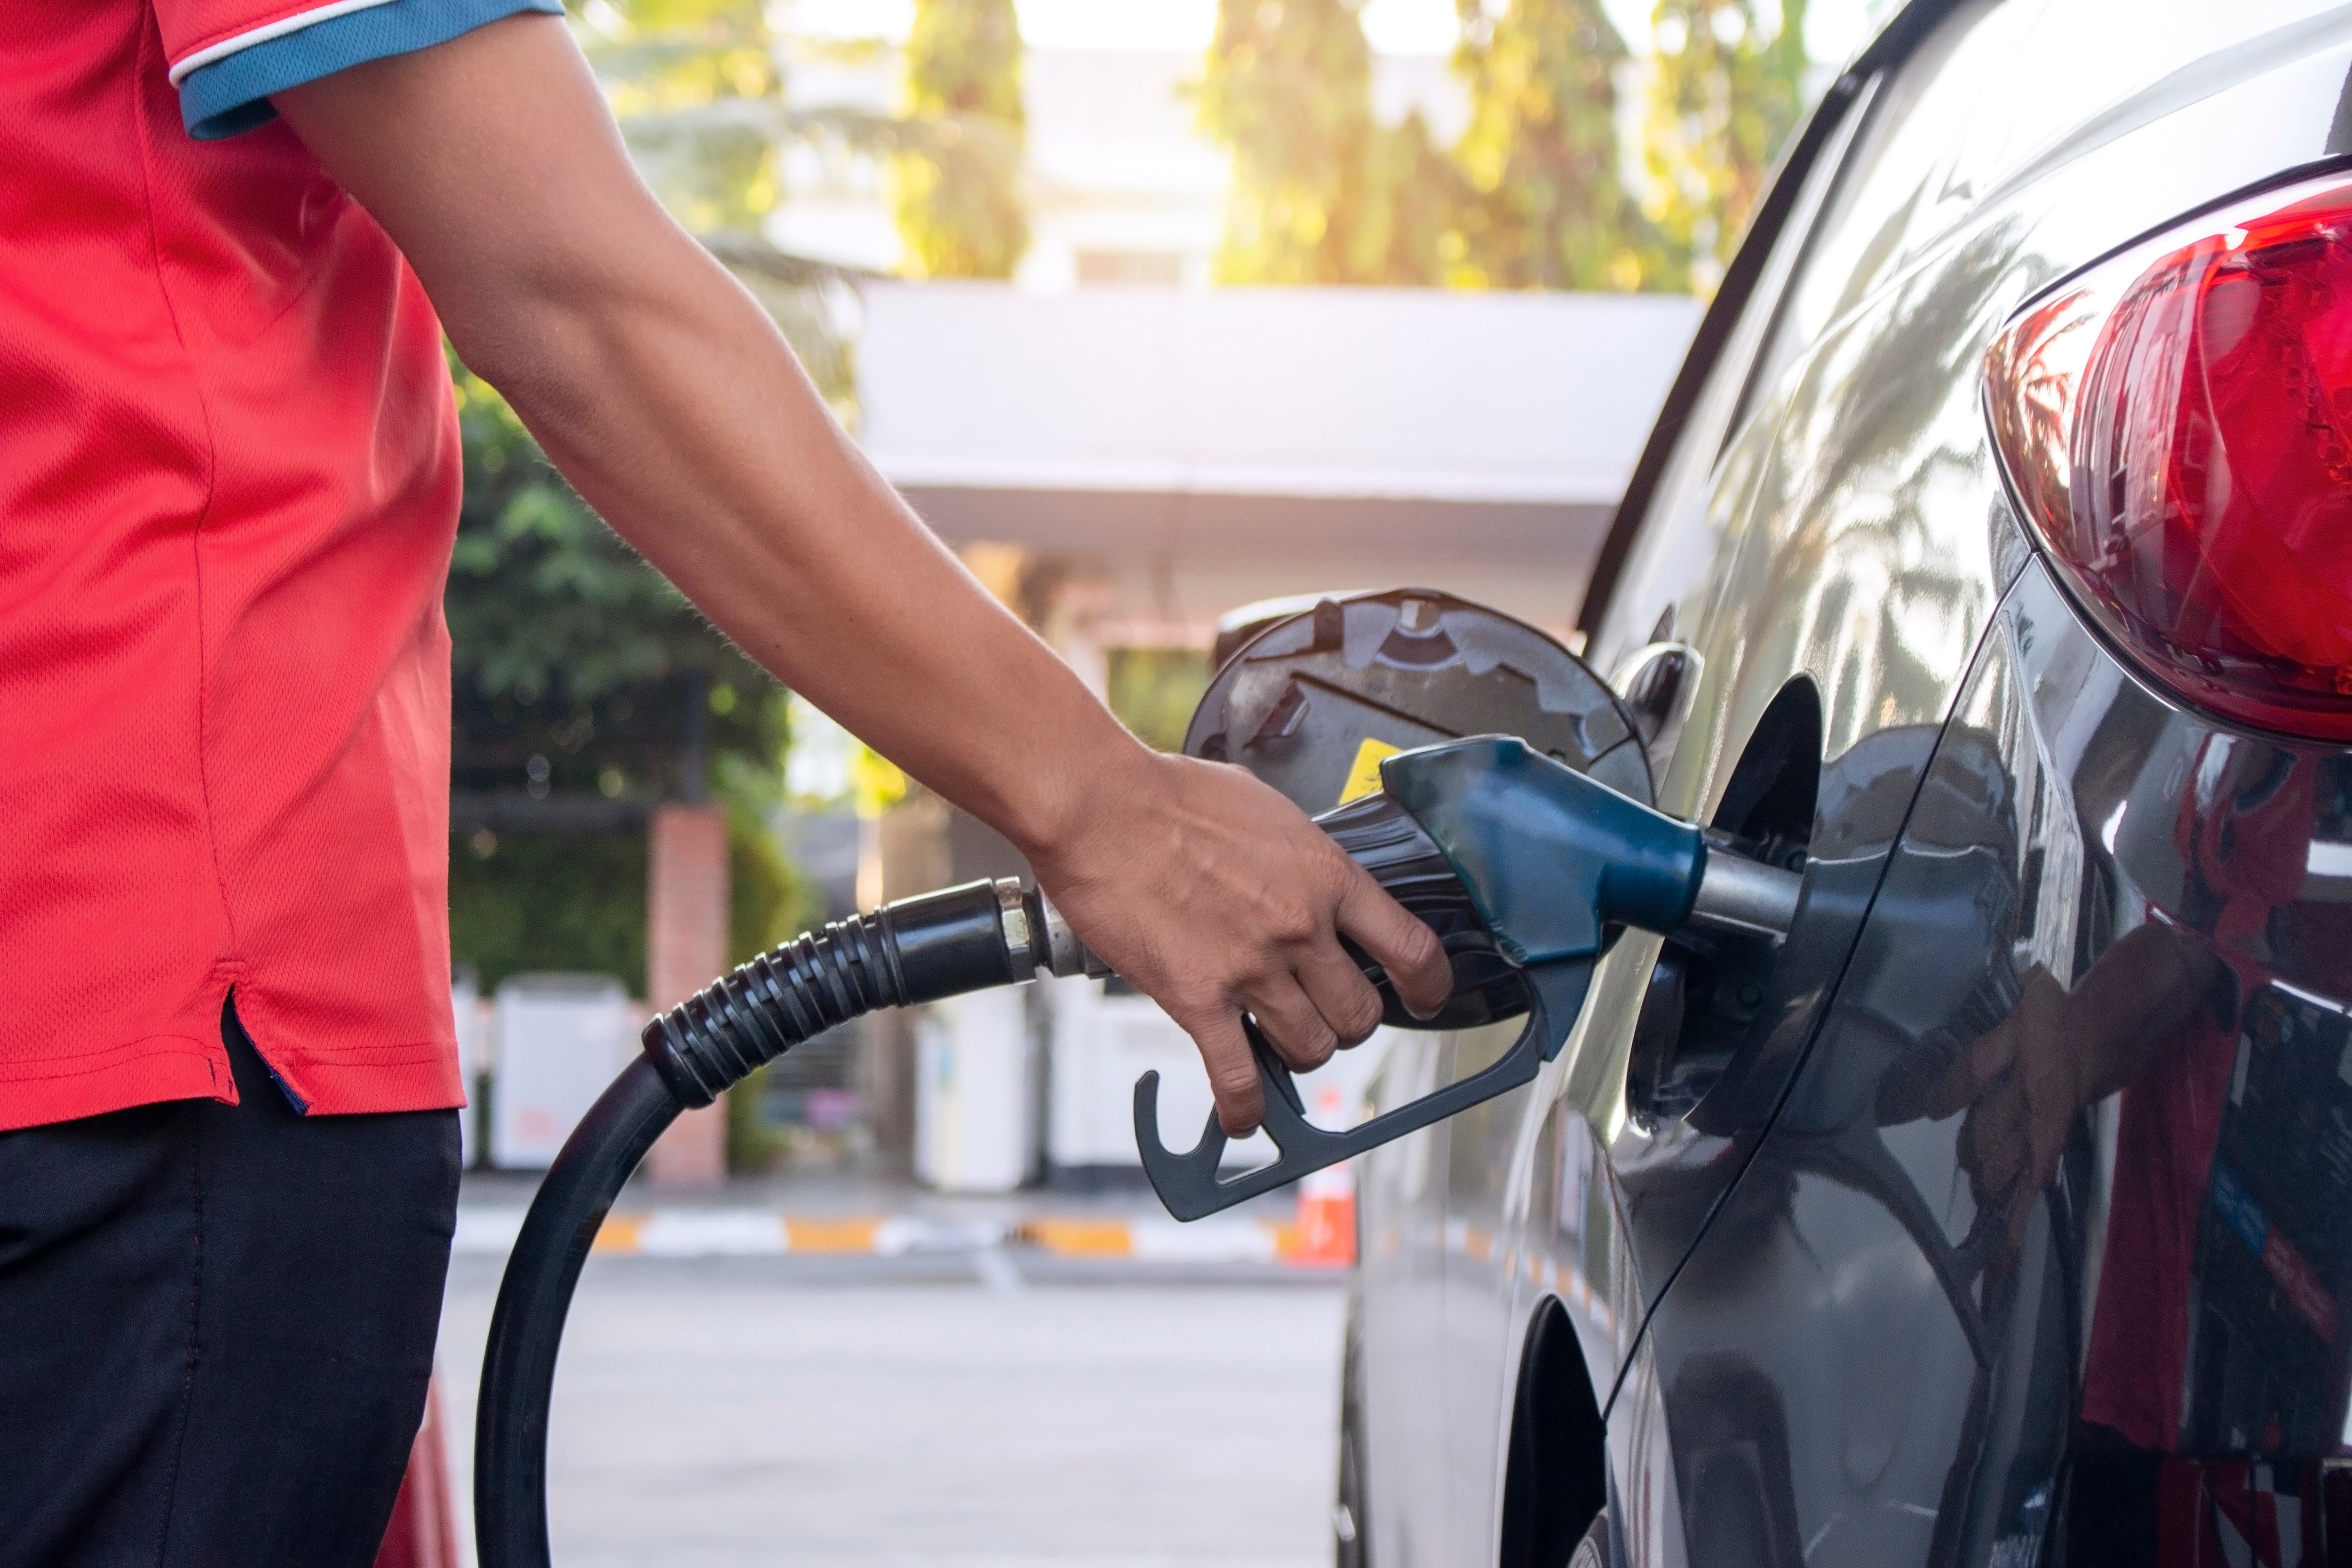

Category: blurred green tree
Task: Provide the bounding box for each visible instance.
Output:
[1197,0,1824,298]
[590,0,782,232]
[1195,0,1461,285]
[1451,0,1651,289]
[446,0,834,981]
[443,358,784,804]
[577,0,889,398]
[443,358,810,990]
[449,835,649,992]
[449,809,819,992]
[893,0,1030,278]
[446,0,900,797]
[1641,0,1811,292]
[448,368,694,703]
[1361,111,1465,287]
[1106,648,1213,753]
[448,4,964,995]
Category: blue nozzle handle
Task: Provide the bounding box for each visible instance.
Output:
[1134,735,1711,1222]
[1380,736,1705,965]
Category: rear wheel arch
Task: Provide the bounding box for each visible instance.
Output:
[1498,1297,1609,1568]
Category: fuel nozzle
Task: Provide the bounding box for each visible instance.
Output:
[1316,747,1800,1034]
[1135,734,1805,1219]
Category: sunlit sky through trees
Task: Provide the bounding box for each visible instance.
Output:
[787,0,1896,67]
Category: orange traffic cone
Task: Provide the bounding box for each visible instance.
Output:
[1295,1158,1357,1267]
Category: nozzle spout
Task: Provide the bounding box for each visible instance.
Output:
[1687,846,1803,944]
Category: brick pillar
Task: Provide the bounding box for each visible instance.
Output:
[644,803,730,1185]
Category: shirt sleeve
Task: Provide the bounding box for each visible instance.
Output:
[164,0,566,141]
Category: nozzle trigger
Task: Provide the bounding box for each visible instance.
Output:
[1132,959,1595,1221]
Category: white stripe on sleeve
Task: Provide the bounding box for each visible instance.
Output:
[166,0,404,85]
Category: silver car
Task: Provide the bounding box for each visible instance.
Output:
[1342,2,2352,1564]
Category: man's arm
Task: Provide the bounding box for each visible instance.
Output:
[272,14,1449,1134]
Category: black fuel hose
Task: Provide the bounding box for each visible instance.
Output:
[472,1057,679,1568]
[474,877,1089,1568]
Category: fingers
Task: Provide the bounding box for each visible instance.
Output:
[2004,1190,2039,1259]
[1181,979,1344,1142]
[1247,972,1343,1074]
[1035,752,1458,1139]
[1959,1100,2026,1202]
[1183,915,1379,1138]
[1183,1009,1265,1138]
[1293,937,1387,1050]
[1923,1019,2019,1122]
[1179,941,1376,1139]
[1335,870,1450,1019]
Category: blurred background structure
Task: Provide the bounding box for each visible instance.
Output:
[446,0,1891,1193]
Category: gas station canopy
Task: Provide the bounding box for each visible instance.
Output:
[853,283,1702,590]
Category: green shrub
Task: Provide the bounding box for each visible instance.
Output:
[450,831,649,994]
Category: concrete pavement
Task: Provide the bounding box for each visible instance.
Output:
[435,1252,1349,1568]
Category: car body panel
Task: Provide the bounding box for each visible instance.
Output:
[1350,0,2352,1562]
[1639,560,2352,1564]
[1357,1032,1459,1567]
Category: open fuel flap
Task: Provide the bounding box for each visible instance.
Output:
[1184,589,1653,819]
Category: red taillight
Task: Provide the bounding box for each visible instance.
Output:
[1987,173,2352,742]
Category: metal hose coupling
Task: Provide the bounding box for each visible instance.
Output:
[641,877,1105,1107]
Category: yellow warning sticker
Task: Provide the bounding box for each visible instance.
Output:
[1338,738,1403,805]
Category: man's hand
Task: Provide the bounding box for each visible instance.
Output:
[1034,751,1449,1134]
[273,16,1450,1135]
[1920,922,2221,1270]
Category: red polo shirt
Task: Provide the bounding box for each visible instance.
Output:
[1,0,548,1130]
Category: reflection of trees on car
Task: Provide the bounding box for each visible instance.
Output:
[1706,222,2034,749]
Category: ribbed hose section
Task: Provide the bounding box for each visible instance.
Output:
[640,877,1032,1108]
[642,909,910,1107]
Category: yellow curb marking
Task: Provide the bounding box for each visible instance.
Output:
[785,1217,885,1254]
[593,1214,646,1254]
[1019,1218,1135,1258]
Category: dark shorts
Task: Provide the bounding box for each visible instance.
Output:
[0,999,460,1568]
